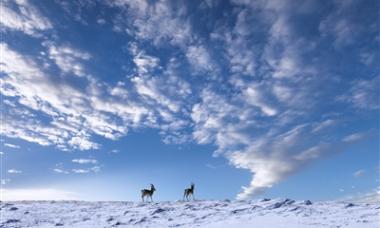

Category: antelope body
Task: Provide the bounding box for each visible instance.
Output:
[183,183,195,201]
[141,184,156,202]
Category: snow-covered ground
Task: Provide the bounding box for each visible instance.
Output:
[1,199,379,227]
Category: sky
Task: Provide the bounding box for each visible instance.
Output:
[0,0,379,202]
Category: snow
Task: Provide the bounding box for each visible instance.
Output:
[1,199,379,227]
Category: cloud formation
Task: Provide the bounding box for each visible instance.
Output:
[53,162,101,174]
[72,158,98,164]
[1,0,378,199]
[0,0,52,36]
[4,143,20,149]
[8,169,22,174]
[353,169,366,178]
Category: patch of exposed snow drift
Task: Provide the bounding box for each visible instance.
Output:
[1,199,379,227]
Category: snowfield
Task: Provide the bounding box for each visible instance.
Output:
[1,199,379,227]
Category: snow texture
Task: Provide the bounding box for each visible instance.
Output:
[0,199,379,227]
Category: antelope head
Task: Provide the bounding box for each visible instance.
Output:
[151,184,156,192]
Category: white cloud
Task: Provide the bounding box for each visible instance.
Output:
[127,47,192,130]
[0,43,79,149]
[90,166,101,173]
[311,119,337,133]
[228,124,333,199]
[342,132,367,143]
[318,1,375,50]
[210,12,257,79]
[231,152,295,199]
[110,0,193,47]
[0,0,52,36]
[53,162,101,174]
[319,1,356,49]
[230,124,367,199]
[97,18,106,25]
[0,188,78,201]
[44,42,91,77]
[131,49,160,74]
[1,179,11,185]
[188,1,377,199]
[353,169,365,178]
[54,0,97,25]
[71,169,89,174]
[359,51,375,66]
[186,45,215,73]
[191,89,237,146]
[4,143,20,149]
[72,166,101,174]
[272,55,298,79]
[191,84,347,199]
[132,76,180,113]
[294,144,329,161]
[8,169,22,174]
[109,82,129,99]
[319,17,353,48]
[244,85,277,116]
[53,168,69,174]
[2,119,64,148]
[72,158,98,164]
[110,149,119,154]
[68,133,99,150]
[337,76,380,110]
[0,43,147,150]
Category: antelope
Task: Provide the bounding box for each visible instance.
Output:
[183,183,195,201]
[141,184,156,202]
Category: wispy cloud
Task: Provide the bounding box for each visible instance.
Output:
[353,169,366,178]
[44,42,91,77]
[312,119,337,133]
[109,0,193,47]
[8,169,22,174]
[53,168,69,174]
[186,45,216,73]
[205,163,217,169]
[0,42,131,150]
[342,132,367,143]
[4,143,20,149]
[0,0,52,36]
[72,166,101,174]
[318,1,363,48]
[337,76,380,110]
[1,179,11,185]
[110,149,119,154]
[72,158,98,164]
[53,162,101,174]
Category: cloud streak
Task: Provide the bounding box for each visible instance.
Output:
[8,169,22,174]
[0,0,52,36]
[4,143,20,149]
[72,158,98,164]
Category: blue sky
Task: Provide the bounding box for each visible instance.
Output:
[0,0,379,201]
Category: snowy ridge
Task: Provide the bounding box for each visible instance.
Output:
[1,199,379,227]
